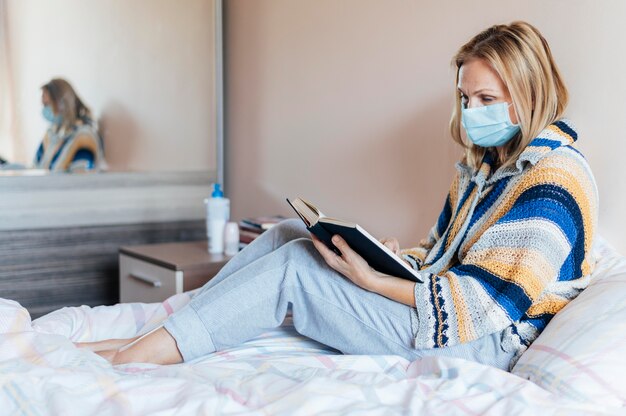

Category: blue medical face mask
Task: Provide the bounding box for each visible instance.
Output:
[461,102,520,147]
[42,105,62,124]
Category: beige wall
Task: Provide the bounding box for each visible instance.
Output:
[4,0,217,172]
[225,0,626,254]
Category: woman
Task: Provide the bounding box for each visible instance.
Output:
[34,78,105,172]
[80,21,597,371]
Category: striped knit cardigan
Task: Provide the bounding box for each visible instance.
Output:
[34,119,104,172]
[400,119,598,362]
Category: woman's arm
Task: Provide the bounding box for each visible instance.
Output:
[311,234,416,307]
[366,272,416,307]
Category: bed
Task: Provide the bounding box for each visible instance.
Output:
[0,237,624,415]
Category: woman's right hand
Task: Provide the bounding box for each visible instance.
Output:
[379,237,400,255]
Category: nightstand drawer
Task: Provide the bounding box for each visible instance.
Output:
[119,254,181,303]
[118,241,233,304]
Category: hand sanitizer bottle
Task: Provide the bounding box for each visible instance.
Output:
[205,183,230,254]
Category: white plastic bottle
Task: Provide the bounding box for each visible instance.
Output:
[205,183,230,254]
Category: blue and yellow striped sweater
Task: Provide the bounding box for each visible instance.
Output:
[34,118,105,172]
[401,119,598,360]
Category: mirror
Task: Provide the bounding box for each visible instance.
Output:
[0,0,222,179]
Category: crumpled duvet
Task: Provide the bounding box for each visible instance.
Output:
[0,289,618,415]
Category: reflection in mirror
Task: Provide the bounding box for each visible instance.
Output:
[32,78,106,172]
[0,0,220,175]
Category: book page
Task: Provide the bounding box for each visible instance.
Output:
[287,197,319,227]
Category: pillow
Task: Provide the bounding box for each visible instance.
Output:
[0,298,32,333]
[511,236,626,407]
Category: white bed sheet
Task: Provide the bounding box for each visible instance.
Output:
[0,299,614,415]
[1,241,624,415]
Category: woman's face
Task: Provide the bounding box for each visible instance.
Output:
[457,58,518,124]
[41,89,57,114]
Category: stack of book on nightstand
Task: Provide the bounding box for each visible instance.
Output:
[238,215,288,248]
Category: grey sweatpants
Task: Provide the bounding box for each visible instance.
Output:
[164,219,514,370]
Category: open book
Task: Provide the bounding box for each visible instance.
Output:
[286,197,423,283]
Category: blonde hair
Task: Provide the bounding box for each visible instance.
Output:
[42,78,92,131]
[449,21,569,171]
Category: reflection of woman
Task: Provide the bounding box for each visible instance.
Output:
[79,22,597,371]
[34,78,105,172]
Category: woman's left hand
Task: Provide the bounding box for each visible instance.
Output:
[310,233,377,290]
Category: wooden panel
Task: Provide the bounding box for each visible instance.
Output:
[0,220,205,319]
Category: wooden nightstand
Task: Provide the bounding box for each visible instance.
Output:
[119,241,233,303]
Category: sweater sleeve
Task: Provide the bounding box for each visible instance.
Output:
[64,133,99,172]
[412,163,597,349]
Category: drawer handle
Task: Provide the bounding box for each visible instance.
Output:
[129,273,162,288]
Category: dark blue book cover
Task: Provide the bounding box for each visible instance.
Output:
[287,198,422,282]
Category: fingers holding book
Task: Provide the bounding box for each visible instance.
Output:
[310,233,344,267]
[379,237,414,267]
[311,233,378,291]
[289,197,421,282]
[379,237,400,255]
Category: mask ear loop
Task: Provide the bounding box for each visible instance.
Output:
[507,102,520,127]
